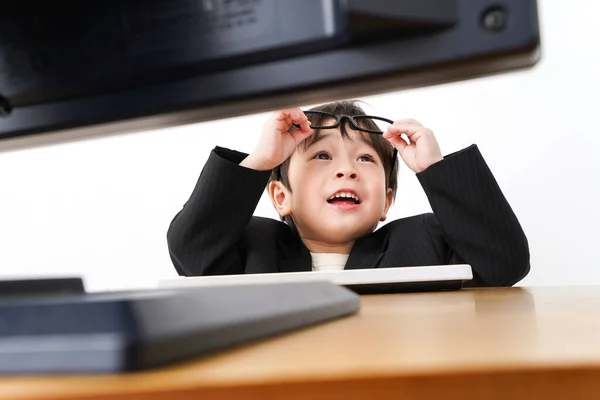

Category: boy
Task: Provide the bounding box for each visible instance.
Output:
[167,100,529,287]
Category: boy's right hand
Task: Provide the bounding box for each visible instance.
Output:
[240,108,313,171]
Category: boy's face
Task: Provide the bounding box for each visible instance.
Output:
[271,127,393,246]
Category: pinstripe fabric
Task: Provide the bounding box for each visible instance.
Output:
[167,145,530,287]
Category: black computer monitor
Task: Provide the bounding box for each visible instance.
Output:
[0,0,540,141]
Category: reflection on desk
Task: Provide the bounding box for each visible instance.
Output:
[2,286,600,400]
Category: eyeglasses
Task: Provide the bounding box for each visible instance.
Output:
[294,110,394,133]
[290,110,398,182]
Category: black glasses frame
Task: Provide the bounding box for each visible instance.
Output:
[298,110,395,133]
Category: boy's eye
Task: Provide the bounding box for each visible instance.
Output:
[314,152,331,160]
[358,154,375,163]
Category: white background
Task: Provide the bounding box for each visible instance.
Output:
[1,1,598,292]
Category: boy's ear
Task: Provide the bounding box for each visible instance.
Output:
[379,188,394,222]
[268,181,292,217]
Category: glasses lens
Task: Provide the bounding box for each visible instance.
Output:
[352,116,393,134]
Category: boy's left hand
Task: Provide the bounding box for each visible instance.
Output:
[383,119,443,173]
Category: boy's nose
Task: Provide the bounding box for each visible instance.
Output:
[335,169,358,180]
[334,155,359,180]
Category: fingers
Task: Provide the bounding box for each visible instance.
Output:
[384,119,431,142]
[273,108,312,133]
[384,133,409,154]
[382,120,414,155]
[382,119,438,159]
[291,126,315,145]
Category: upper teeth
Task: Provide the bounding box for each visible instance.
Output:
[329,192,359,201]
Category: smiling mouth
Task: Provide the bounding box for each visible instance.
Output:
[327,192,361,205]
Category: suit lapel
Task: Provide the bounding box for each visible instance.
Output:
[278,230,312,273]
[345,234,386,270]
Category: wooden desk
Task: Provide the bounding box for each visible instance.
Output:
[2,286,600,400]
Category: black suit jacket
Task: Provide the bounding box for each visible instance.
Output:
[167,145,530,287]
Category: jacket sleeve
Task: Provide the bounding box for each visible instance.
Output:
[416,144,530,287]
[166,146,272,276]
